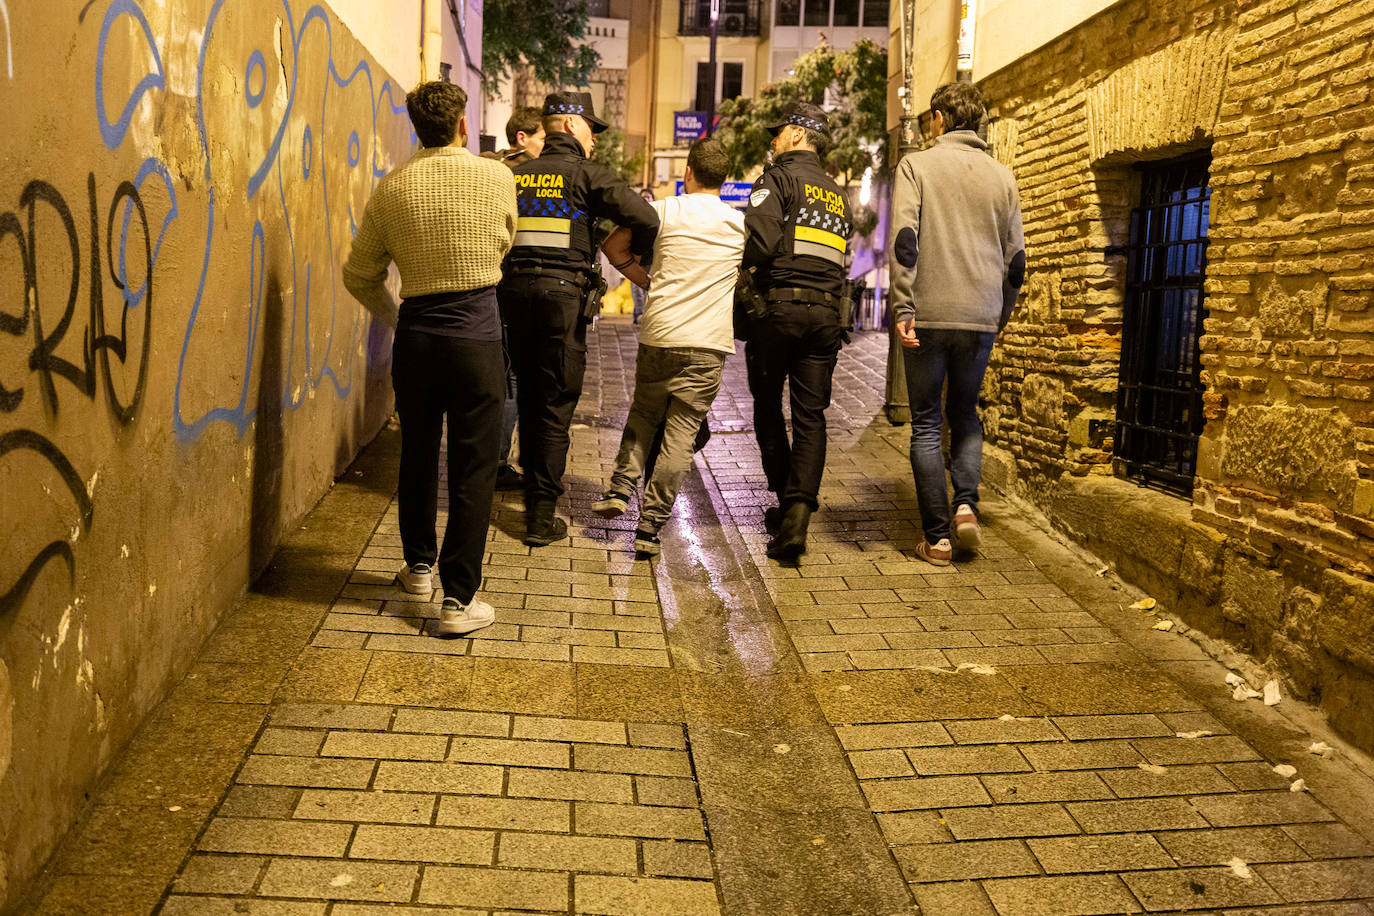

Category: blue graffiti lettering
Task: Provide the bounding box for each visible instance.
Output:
[95,0,165,150]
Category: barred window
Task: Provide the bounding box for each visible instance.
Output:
[1113,154,1211,496]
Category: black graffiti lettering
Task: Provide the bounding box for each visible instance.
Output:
[2,173,152,421]
[0,209,27,412]
[1,173,154,614]
[99,179,152,422]
[0,429,93,616]
[22,179,93,414]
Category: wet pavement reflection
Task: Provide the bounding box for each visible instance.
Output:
[22,318,1374,916]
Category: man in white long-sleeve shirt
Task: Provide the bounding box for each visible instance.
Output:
[593,138,745,556]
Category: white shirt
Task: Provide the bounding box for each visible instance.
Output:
[638,193,746,355]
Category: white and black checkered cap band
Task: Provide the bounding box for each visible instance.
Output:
[547,103,587,115]
[789,114,826,131]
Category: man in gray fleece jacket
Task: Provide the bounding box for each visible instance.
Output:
[889,81,1025,566]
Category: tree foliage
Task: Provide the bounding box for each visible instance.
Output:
[590,127,645,185]
[483,0,600,95]
[714,39,887,233]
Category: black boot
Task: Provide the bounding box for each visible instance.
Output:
[525,501,568,547]
[766,502,811,561]
[764,505,783,534]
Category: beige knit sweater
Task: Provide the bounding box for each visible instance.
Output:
[343,146,518,328]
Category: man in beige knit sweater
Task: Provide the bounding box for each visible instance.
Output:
[343,81,517,638]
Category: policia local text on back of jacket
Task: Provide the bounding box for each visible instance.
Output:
[499,92,658,547]
[507,133,655,280]
[742,152,851,299]
[741,102,854,562]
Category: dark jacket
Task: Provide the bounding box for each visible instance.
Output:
[503,148,532,169]
[742,149,853,297]
[505,132,658,276]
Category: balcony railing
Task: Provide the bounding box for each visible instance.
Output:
[679,0,763,36]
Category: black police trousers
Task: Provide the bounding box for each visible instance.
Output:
[745,300,845,512]
[498,274,588,509]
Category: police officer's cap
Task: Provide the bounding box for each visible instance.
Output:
[542,91,610,134]
[764,102,830,138]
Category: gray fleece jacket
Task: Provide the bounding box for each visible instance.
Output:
[889,131,1025,331]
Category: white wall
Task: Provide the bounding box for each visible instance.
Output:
[329,0,422,89]
[441,0,487,144]
[973,0,1122,79]
[329,0,485,150]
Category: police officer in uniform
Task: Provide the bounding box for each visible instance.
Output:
[742,102,854,561]
[501,91,659,546]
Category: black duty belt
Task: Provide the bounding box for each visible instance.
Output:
[766,287,842,308]
[505,262,591,289]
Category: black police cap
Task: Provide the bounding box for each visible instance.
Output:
[764,102,830,137]
[542,91,610,134]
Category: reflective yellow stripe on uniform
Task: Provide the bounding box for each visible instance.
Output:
[514,216,572,249]
[794,225,847,251]
[794,225,847,264]
[517,217,572,233]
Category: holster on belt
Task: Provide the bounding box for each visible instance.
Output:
[581,264,608,324]
[735,266,768,318]
[505,260,605,324]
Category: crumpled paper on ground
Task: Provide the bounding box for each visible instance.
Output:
[1226,672,1263,701]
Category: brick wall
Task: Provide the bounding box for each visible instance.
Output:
[972,0,1374,750]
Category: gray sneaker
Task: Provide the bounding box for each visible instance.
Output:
[396,563,433,594]
[435,597,495,638]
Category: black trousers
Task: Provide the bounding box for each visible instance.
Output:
[498,275,588,508]
[391,329,504,604]
[745,300,844,511]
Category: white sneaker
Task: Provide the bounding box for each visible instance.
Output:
[954,504,982,549]
[435,597,495,638]
[396,563,433,594]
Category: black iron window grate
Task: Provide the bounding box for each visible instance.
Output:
[1114,154,1211,496]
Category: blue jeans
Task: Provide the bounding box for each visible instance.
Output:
[902,329,996,544]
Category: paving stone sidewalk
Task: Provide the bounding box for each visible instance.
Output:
[23,318,1374,915]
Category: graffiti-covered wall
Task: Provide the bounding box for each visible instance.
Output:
[0,0,415,902]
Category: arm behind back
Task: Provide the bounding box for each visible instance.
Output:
[588,161,659,258]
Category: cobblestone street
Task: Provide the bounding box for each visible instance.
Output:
[25,319,1374,915]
